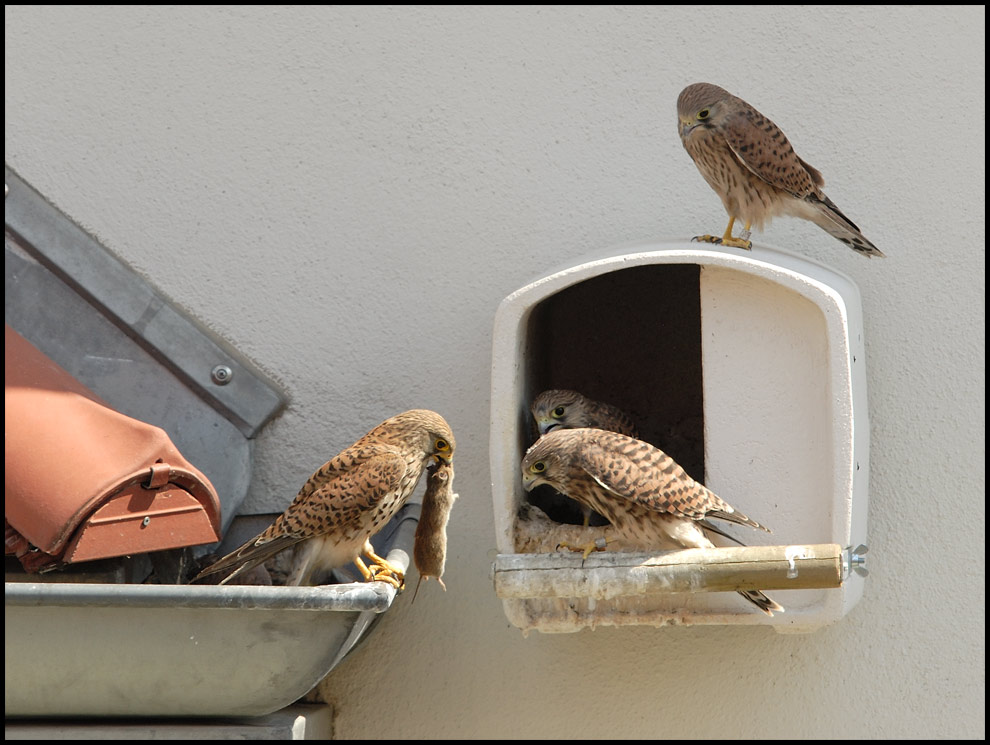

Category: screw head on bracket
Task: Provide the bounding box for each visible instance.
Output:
[211,365,233,385]
[843,544,870,579]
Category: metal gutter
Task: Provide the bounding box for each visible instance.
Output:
[4,506,418,718]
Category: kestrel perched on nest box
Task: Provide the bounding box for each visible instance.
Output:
[677,82,884,258]
[193,409,455,588]
[521,427,783,615]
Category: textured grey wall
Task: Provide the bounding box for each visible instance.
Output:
[5,5,984,738]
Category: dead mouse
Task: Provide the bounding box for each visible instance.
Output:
[412,460,457,602]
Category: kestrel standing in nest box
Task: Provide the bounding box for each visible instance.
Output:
[529,389,640,528]
[530,389,640,440]
[521,427,783,615]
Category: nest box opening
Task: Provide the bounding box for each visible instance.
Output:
[490,240,871,633]
[522,264,705,526]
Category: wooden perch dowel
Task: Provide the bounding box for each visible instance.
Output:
[493,544,843,600]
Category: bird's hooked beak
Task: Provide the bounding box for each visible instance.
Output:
[536,418,560,436]
[680,118,700,139]
[433,452,452,466]
[521,471,541,492]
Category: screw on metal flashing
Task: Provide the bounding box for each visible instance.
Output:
[211,365,233,385]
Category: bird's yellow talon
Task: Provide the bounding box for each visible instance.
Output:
[378,573,404,590]
[557,538,609,561]
[367,562,405,589]
[719,237,753,250]
[691,234,723,245]
[370,570,404,589]
[355,554,405,589]
[694,217,753,250]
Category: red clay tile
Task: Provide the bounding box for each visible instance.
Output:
[4,325,221,572]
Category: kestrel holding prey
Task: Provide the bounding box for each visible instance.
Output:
[193,409,455,589]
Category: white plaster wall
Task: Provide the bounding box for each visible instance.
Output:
[5,5,984,739]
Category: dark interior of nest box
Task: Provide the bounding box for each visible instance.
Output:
[522,263,704,526]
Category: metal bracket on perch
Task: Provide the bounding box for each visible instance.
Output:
[842,544,869,579]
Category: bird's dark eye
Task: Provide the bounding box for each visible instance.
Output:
[552,406,565,418]
[697,109,710,120]
[532,462,546,473]
[435,438,449,451]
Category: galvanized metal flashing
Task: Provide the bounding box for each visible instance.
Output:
[4,166,285,439]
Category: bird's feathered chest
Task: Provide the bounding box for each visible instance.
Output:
[563,477,688,548]
[565,477,629,525]
[682,126,781,226]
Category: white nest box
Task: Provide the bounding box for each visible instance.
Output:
[490,240,871,634]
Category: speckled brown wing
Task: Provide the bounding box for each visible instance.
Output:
[280,449,408,534]
[572,430,768,531]
[720,106,821,198]
[192,448,407,584]
[587,399,640,439]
